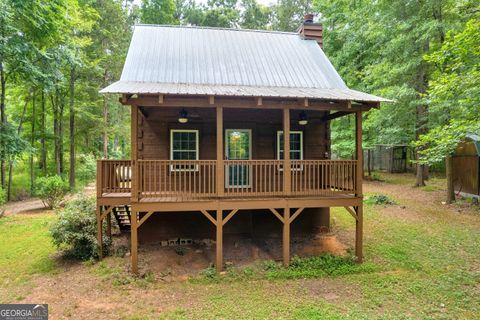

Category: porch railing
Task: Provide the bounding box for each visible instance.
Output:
[97,159,358,200]
[97,160,132,195]
[138,160,217,199]
[291,160,357,195]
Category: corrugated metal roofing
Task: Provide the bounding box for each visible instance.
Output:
[101,25,390,102]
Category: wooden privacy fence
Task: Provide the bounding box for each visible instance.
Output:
[98,159,358,199]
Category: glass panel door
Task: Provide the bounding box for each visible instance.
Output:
[225,129,251,188]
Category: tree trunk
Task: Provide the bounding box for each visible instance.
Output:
[30,90,36,195]
[7,93,30,200]
[446,156,455,204]
[52,94,61,176]
[40,90,46,175]
[414,40,430,187]
[0,63,5,189]
[69,66,75,189]
[59,95,64,176]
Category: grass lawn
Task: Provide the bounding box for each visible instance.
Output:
[1,173,480,319]
[0,213,58,302]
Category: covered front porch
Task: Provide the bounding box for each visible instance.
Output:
[96,96,366,274]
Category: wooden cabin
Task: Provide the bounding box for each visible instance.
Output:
[99,16,389,274]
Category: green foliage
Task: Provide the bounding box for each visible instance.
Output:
[0,188,6,207]
[36,176,69,209]
[50,194,110,260]
[240,0,271,30]
[365,194,397,205]
[415,120,480,164]
[200,265,218,279]
[271,0,311,32]
[140,0,178,24]
[267,254,377,279]
[0,123,30,162]
[76,154,97,183]
[313,0,477,159]
[415,16,480,164]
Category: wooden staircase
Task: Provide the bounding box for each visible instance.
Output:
[112,205,131,232]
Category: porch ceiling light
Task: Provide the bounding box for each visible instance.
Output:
[298,111,308,126]
[178,109,188,123]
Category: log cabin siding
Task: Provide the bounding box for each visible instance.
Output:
[136,107,330,162]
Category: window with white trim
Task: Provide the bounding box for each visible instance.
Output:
[170,130,199,171]
[277,131,303,160]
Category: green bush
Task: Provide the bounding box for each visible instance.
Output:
[365,194,397,205]
[36,176,69,209]
[50,194,111,260]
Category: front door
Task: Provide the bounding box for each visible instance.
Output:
[225,129,251,188]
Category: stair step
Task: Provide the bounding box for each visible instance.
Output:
[112,205,132,232]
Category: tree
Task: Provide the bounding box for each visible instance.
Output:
[314,0,456,186]
[0,0,69,190]
[240,0,271,30]
[415,16,480,202]
[272,0,311,32]
[140,0,177,24]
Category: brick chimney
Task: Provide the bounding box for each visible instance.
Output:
[297,13,323,49]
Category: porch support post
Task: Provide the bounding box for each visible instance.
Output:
[106,211,112,238]
[131,105,139,202]
[216,209,223,272]
[97,206,103,259]
[96,160,102,197]
[216,106,224,197]
[355,110,363,197]
[283,206,290,266]
[355,206,363,263]
[283,108,291,195]
[355,110,364,263]
[131,209,138,274]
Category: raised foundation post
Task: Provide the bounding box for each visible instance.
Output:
[355,205,363,263]
[216,209,223,272]
[355,110,364,263]
[106,211,112,238]
[96,206,103,259]
[283,206,290,266]
[131,209,138,274]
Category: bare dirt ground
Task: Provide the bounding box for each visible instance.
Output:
[134,233,347,279]
[4,198,46,215]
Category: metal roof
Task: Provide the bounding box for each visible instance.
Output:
[101,25,390,102]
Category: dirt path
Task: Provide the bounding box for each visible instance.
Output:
[4,198,46,215]
[4,183,96,216]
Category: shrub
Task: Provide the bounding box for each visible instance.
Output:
[50,194,111,260]
[365,194,397,205]
[36,176,70,209]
